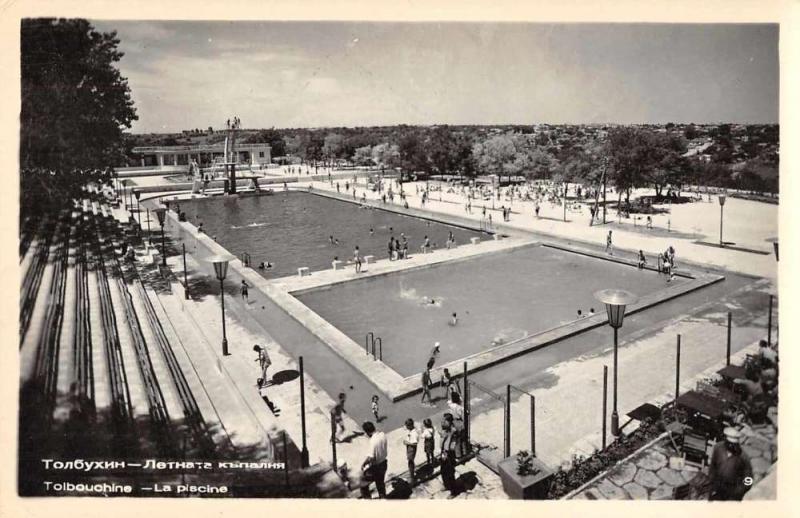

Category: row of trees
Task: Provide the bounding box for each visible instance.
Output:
[241,123,775,195]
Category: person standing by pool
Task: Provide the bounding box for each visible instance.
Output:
[638,250,647,269]
[428,342,441,369]
[421,235,431,254]
[371,394,380,422]
[441,367,461,398]
[388,237,395,261]
[535,203,541,219]
[354,246,362,273]
[332,392,347,442]
[421,368,433,406]
[422,418,437,467]
[360,421,388,499]
[606,230,613,255]
[449,312,458,326]
[240,280,250,302]
[401,235,409,259]
[403,418,419,485]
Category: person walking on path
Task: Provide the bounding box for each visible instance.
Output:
[709,427,753,501]
[331,392,348,442]
[605,230,613,255]
[360,421,388,499]
[253,345,271,386]
[240,279,250,302]
[439,414,458,493]
[427,342,441,370]
[422,418,437,467]
[441,367,461,399]
[354,245,362,273]
[420,368,434,405]
[371,394,380,422]
[403,419,420,485]
[448,393,466,457]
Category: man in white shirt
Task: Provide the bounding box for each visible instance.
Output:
[403,419,419,485]
[360,421,388,498]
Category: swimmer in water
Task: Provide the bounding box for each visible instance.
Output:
[329,235,335,245]
[449,312,458,326]
[369,228,374,236]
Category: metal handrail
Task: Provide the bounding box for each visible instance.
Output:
[365,332,374,355]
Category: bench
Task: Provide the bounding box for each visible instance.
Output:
[470,237,480,245]
[298,267,310,277]
[332,260,344,270]
[364,255,375,264]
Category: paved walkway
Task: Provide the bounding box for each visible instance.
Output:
[570,420,777,500]
[303,178,778,282]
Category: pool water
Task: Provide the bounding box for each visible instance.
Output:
[178,192,487,278]
[295,244,686,377]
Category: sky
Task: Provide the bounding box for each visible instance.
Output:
[91,21,779,133]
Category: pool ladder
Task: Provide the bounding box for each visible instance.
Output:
[241,252,251,267]
[365,332,383,361]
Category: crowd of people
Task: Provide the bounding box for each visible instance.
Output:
[358,387,469,499]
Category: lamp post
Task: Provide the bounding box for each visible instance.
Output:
[594,289,639,437]
[133,189,142,232]
[208,254,235,356]
[718,193,726,247]
[153,207,168,267]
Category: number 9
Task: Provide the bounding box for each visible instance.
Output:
[743,477,754,486]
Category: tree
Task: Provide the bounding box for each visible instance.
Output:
[371,142,401,169]
[426,126,475,177]
[473,134,517,182]
[21,18,138,170]
[473,132,542,183]
[243,128,286,157]
[322,133,345,165]
[648,133,689,197]
[352,145,374,166]
[604,127,656,205]
[398,132,428,178]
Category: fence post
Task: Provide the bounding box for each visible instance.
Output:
[675,334,681,404]
[602,365,608,450]
[767,294,773,346]
[505,384,511,458]
[283,431,290,488]
[726,312,732,365]
[330,414,337,473]
[299,356,309,468]
[463,361,470,450]
[530,394,536,457]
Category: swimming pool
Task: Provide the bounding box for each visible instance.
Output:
[295,244,687,377]
[178,191,488,278]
